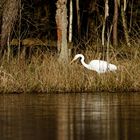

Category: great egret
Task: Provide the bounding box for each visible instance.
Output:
[70,54,117,73]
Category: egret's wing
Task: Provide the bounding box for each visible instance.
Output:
[89,60,108,73]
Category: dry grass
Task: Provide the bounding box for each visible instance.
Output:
[0,43,140,93]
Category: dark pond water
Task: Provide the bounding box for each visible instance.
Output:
[0,93,140,140]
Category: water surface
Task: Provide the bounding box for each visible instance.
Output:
[0,93,140,140]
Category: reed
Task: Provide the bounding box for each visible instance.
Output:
[0,43,140,93]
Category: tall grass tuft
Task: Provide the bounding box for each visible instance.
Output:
[0,43,140,93]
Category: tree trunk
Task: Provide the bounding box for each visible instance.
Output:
[121,3,130,47]
[76,0,80,36]
[1,0,19,47]
[68,0,73,57]
[113,0,118,47]
[102,0,109,47]
[69,0,73,43]
[56,0,68,63]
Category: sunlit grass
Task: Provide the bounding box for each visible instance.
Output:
[0,43,140,93]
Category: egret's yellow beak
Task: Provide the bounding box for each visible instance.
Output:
[70,59,75,64]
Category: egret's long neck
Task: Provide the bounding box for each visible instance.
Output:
[80,56,89,69]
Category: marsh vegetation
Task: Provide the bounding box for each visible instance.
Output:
[0,42,139,93]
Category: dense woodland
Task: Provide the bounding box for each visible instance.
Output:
[0,0,140,58]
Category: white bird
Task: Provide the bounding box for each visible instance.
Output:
[70,54,117,74]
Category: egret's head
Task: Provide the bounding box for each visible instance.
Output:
[70,54,84,64]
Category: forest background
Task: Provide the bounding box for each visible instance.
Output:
[0,0,139,93]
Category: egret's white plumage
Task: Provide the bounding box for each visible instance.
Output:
[70,54,117,73]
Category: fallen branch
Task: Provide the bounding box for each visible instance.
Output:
[10,38,57,47]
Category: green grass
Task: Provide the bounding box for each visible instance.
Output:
[0,43,140,93]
